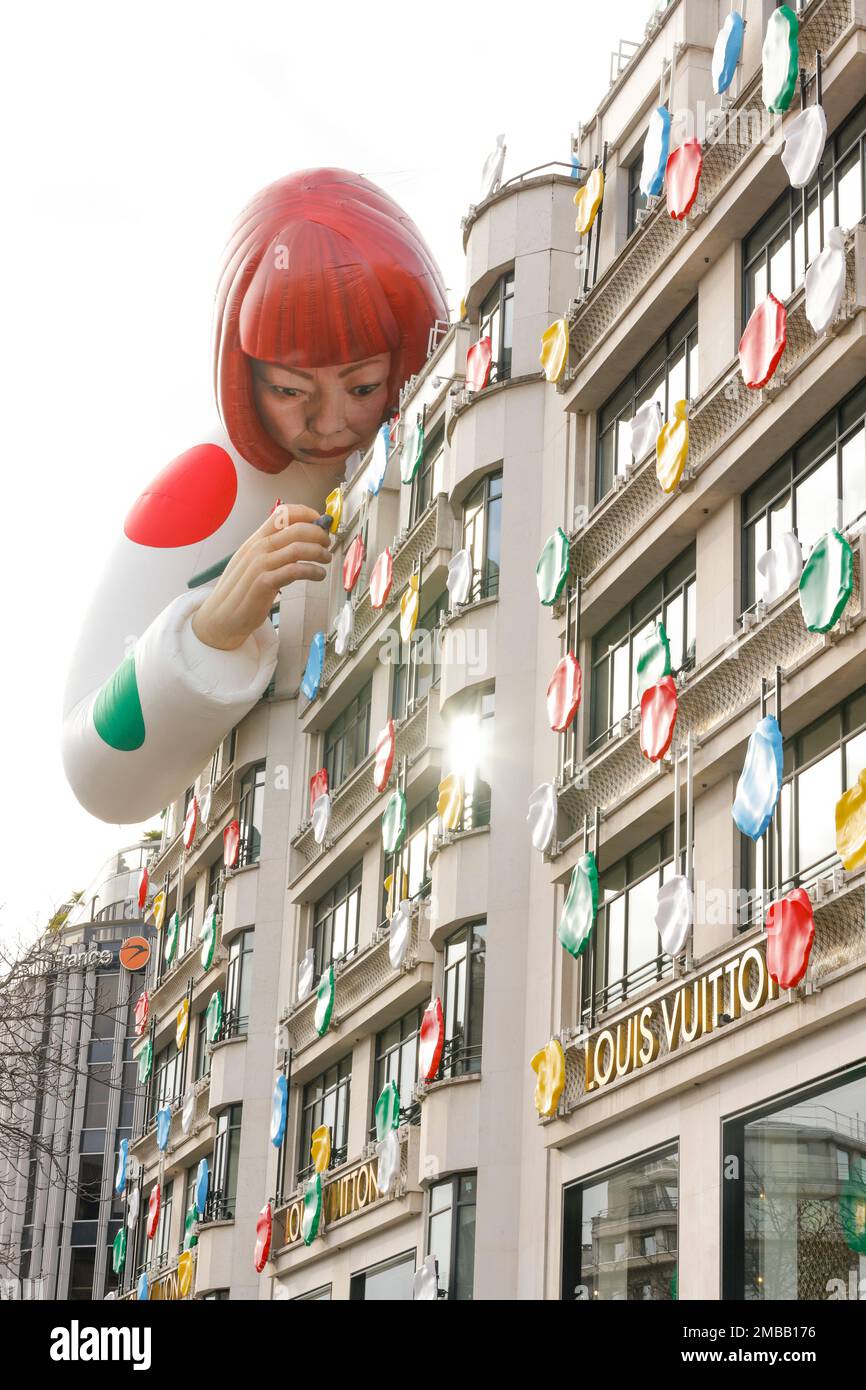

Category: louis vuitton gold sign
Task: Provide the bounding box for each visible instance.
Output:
[283,1158,381,1245]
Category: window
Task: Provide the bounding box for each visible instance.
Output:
[461,470,502,602]
[391,591,448,719]
[409,422,444,528]
[627,153,648,236]
[427,1172,477,1300]
[151,1041,181,1118]
[590,546,696,751]
[442,921,486,1078]
[76,1157,103,1221]
[312,864,362,975]
[323,678,372,791]
[209,1106,242,1221]
[68,1248,97,1301]
[176,887,195,963]
[443,690,494,831]
[223,928,254,1038]
[743,98,866,318]
[381,791,439,922]
[155,1180,174,1268]
[238,763,266,866]
[83,1064,111,1129]
[478,272,514,383]
[207,857,222,910]
[723,1064,866,1300]
[562,1144,679,1300]
[349,1250,416,1301]
[596,301,698,502]
[295,1284,332,1300]
[194,1007,211,1081]
[742,381,866,609]
[299,1057,351,1182]
[370,1006,423,1136]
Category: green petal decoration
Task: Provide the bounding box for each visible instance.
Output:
[93,654,146,752]
[839,1158,866,1255]
[302,1173,323,1246]
[112,1226,127,1275]
[798,529,853,633]
[375,1080,401,1141]
[636,619,672,698]
[536,528,570,606]
[183,1205,198,1251]
[164,911,179,965]
[400,416,425,485]
[382,789,408,855]
[558,853,599,959]
[314,966,335,1037]
[205,990,223,1044]
[200,901,217,971]
[762,4,799,115]
[137,1036,153,1084]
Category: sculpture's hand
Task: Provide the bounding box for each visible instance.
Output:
[192,504,332,651]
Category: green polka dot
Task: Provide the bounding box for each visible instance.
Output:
[93,655,145,751]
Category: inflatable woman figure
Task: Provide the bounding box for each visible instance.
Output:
[62,170,447,822]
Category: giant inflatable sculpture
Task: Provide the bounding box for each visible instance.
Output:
[62,170,447,822]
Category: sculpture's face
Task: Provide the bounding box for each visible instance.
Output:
[250,352,391,468]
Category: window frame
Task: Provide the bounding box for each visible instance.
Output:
[441,920,486,1079]
[478,272,514,384]
[461,469,502,603]
[409,421,444,528]
[369,1005,423,1138]
[237,763,266,867]
[298,1056,352,1183]
[426,1170,477,1301]
[322,677,373,792]
[312,863,362,975]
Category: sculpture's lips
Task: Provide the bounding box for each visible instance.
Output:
[298,445,352,459]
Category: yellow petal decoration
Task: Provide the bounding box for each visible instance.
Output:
[176,997,190,1051]
[540,319,569,384]
[573,166,604,237]
[656,399,689,494]
[324,487,343,534]
[437,773,465,832]
[152,890,166,932]
[400,574,420,643]
[530,1039,566,1118]
[459,297,468,322]
[311,1125,331,1175]
[836,768,866,871]
[384,870,409,918]
[177,1249,194,1298]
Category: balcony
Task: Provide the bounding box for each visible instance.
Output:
[119,1247,198,1301]
[147,762,236,888]
[130,1072,212,1166]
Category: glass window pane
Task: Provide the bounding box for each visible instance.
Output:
[796,749,841,879]
[842,426,866,529]
[794,456,838,559]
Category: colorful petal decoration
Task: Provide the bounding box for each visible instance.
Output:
[419,998,445,1083]
[181,1088,195,1136]
[400,416,424,485]
[656,399,689,493]
[413,1255,439,1301]
[558,853,598,959]
[134,991,148,1037]
[302,1176,322,1247]
[136,1273,148,1301]
[805,227,846,335]
[530,1039,566,1118]
[666,139,703,221]
[199,783,212,828]
[301,631,326,700]
[138,1036,152,1084]
[399,574,420,642]
[756,531,803,604]
[540,319,570,383]
[334,599,354,657]
[297,947,315,1002]
[627,400,662,462]
[370,549,394,609]
[254,1202,272,1271]
[309,767,329,815]
[536,528,570,606]
[839,1159,866,1255]
[224,818,240,869]
[115,1138,128,1194]
[527,782,557,854]
[480,132,506,200]
[447,548,473,608]
[164,911,178,965]
[367,425,390,496]
[639,675,678,762]
[636,620,672,697]
[655,875,692,957]
[382,788,408,854]
[126,1186,140,1230]
[373,720,396,792]
[324,485,343,533]
[375,1080,402,1140]
[146,1184,160,1242]
[376,1129,401,1197]
[137,867,149,912]
[311,1124,331,1175]
[152,890,166,932]
[314,966,335,1036]
[712,10,745,95]
[311,792,332,846]
[205,989,222,1044]
[183,795,198,850]
[836,768,866,871]
[465,335,493,393]
[765,888,815,989]
[389,900,412,969]
[343,534,366,592]
[573,166,604,238]
[112,1226,127,1276]
[546,652,582,732]
[384,869,408,919]
[798,529,853,633]
[739,294,787,389]
[270,1074,288,1148]
[156,1103,171,1152]
[177,1249,194,1297]
[437,773,464,832]
[639,106,672,198]
[199,900,217,971]
[762,4,799,115]
[732,715,784,841]
[781,105,827,189]
[194,1158,209,1217]
[183,1206,198,1251]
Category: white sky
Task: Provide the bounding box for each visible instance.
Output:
[0,0,656,947]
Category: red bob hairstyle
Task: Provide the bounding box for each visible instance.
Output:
[213,168,449,474]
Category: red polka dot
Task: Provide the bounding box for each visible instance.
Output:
[124,444,237,548]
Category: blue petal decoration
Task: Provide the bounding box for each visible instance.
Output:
[194,1157,209,1216]
[712,11,745,95]
[300,631,326,701]
[732,715,784,840]
[367,424,390,495]
[114,1137,128,1195]
[136,1273,148,1301]
[639,107,672,198]
[156,1103,171,1152]
[270,1073,288,1148]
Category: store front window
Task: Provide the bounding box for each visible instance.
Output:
[349,1250,416,1301]
[427,1172,477,1300]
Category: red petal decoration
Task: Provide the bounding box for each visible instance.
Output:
[137,868,148,912]
[223,819,240,869]
[373,721,395,793]
[343,534,366,592]
[546,653,582,732]
[388,414,400,447]
[134,991,149,1037]
[739,294,787,390]
[765,888,815,990]
[147,1184,160,1241]
[665,138,703,220]
[370,549,394,610]
[309,768,329,816]
[124,444,237,549]
[639,676,679,762]
[419,997,445,1083]
[465,335,492,393]
[183,796,199,850]
[254,1202,272,1272]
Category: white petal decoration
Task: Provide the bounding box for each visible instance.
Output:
[366,430,389,495]
[781,106,827,189]
[447,548,472,609]
[181,1088,195,1137]
[334,600,354,656]
[655,875,692,957]
[527,783,557,854]
[311,792,332,846]
[805,227,847,335]
[756,531,803,605]
[297,947,315,1002]
[627,400,662,462]
[376,1128,401,1197]
[199,783,212,828]
[480,133,506,201]
[126,1186,140,1230]
[389,900,412,969]
[413,1254,439,1301]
